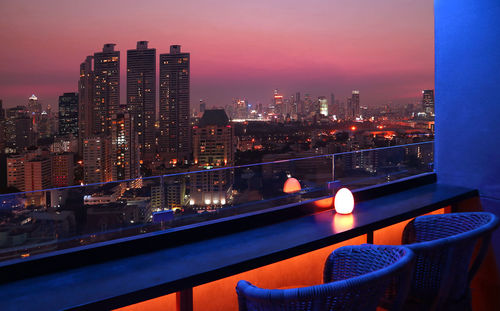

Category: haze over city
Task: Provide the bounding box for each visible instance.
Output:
[0,0,434,108]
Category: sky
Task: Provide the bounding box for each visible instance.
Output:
[0,0,434,109]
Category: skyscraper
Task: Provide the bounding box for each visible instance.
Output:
[127,41,156,159]
[159,45,190,165]
[422,89,435,116]
[330,93,336,116]
[27,94,41,136]
[199,100,206,115]
[58,92,79,137]
[272,89,284,118]
[351,90,360,119]
[78,56,94,155]
[111,113,139,181]
[318,96,328,117]
[93,43,120,135]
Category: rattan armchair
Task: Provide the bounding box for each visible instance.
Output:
[236,244,414,311]
[383,212,499,311]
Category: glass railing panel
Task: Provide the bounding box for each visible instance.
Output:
[0,142,433,262]
[333,141,434,190]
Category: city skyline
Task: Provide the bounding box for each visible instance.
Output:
[0,0,434,108]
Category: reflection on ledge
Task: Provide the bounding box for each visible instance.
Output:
[333,213,355,232]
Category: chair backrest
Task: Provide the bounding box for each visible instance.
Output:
[236,245,414,311]
[401,212,499,309]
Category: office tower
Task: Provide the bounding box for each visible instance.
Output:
[352,90,360,118]
[78,56,94,155]
[235,99,248,119]
[51,153,74,187]
[4,111,33,152]
[303,94,313,116]
[422,89,435,116]
[6,154,26,191]
[330,93,336,116]
[111,113,139,181]
[83,137,111,184]
[159,45,191,165]
[191,109,234,209]
[58,93,79,137]
[27,94,42,135]
[127,41,156,159]
[199,100,206,115]
[272,89,284,117]
[318,96,328,117]
[295,92,302,115]
[346,98,353,120]
[93,43,120,135]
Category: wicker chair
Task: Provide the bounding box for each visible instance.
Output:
[383,212,499,311]
[236,244,414,311]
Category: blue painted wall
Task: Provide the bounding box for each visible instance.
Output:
[435,0,500,199]
[435,0,500,264]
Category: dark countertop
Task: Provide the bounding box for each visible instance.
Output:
[0,182,478,310]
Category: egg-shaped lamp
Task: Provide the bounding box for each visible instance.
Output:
[334,187,354,214]
[283,177,301,194]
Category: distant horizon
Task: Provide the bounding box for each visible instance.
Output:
[0,0,434,109]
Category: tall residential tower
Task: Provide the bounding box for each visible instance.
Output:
[127,41,156,160]
[78,56,93,155]
[159,45,190,165]
[93,43,120,135]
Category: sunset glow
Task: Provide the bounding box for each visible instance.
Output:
[0,0,433,107]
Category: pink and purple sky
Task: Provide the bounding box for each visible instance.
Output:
[0,0,433,109]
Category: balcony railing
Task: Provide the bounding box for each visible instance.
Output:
[0,141,433,262]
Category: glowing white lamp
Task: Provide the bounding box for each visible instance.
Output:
[334,188,354,214]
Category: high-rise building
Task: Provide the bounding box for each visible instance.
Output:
[191,109,234,209]
[111,113,139,181]
[352,90,360,118]
[6,154,26,191]
[24,156,51,191]
[318,96,328,117]
[272,89,284,118]
[127,41,156,159]
[58,93,79,137]
[422,89,435,116]
[93,44,120,135]
[83,137,111,184]
[51,153,74,187]
[78,56,94,155]
[24,156,51,206]
[330,93,336,116]
[295,92,302,115]
[27,94,42,135]
[159,45,191,165]
[234,99,248,119]
[199,100,206,115]
[4,107,33,152]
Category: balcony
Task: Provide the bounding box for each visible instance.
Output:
[1,1,500,310]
